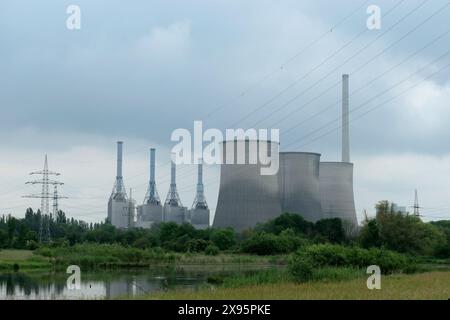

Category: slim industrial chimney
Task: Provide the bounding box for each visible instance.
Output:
[342,74,350,163]
[108,141,128,228]
[165,155,182,207]
[116,141,123,178]
[110,141,127,198]
[192,159,208,209]
[144,148,160,205]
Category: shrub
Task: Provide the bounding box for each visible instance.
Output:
[187,239,210,253]
[288,253,314,282]
[210,229,235,250]
[289,244,412,276]
[204,245,220,256]
[241,232,284,255]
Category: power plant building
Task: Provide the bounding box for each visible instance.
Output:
[212,74,358,231]
[136,148,163,228]
[108,141,134,229]
[190,161,210,229]
[213,140,282,231]
[108,74,357,231]
[318,74,357,225]
[163,159,188,224]
[278,152,324,222]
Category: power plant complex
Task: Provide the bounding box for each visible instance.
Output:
[108,74,357,231]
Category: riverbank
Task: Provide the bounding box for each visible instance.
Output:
[0,250,52,271]
[0,247,289,272]
[132,270,450,300]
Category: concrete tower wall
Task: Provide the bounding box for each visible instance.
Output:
[319,162,357,225]
[279,152,323,222]
[213,140,282,232]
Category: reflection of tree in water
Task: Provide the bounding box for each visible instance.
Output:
[0,272,68,297]
[0,273,40,296]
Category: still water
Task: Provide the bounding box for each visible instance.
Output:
[0,265,281,300]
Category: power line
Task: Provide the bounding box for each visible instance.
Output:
[203,0,372,119]
[227,0,418,129]
[279,27,450,138]
[285,57,450,149]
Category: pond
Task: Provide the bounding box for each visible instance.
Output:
[0,264,283,300]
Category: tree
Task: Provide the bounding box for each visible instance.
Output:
[358,201,446,255]
[256,213,315,235]
[314,218,346,243]
[210,228,235,250]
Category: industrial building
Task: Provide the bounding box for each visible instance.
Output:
[213,140,283,231]
[109,74,357,231]
[213,74,358,231]
[190,160,210,229]
[107,141,135,229]
[109,146,210,229]
[136,148,163,228]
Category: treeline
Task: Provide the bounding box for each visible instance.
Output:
[1,201,449,259]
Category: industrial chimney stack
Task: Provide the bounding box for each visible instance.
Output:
[116,141,123,178]
[164,156,185,223]
[190,159,210,229]
[112,141,126,197]
[165,156,182,207]
[144,148,160,205]
[108,141,129,229]
[342,74,350,163]
[192,159,208,210]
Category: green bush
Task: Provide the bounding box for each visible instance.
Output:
[210,229,236,250]
[204,245,220,256]
[289,244,412,276]
[288,254,314,282]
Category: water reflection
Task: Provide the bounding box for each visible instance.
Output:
[0,265,282,300]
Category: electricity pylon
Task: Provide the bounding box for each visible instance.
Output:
[23,155,67,242]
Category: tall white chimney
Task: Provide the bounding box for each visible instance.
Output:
[342,74,350,163]
[150,148,156,184]
[116,141,123,178]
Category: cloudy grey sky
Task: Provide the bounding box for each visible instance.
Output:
[1,0,449,223]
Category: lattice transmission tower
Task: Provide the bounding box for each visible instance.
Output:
[23,155,67,242]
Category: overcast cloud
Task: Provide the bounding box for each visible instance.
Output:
[1,0,449,223]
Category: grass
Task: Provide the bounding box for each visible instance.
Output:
[0,249,34,261]
[133,271,450,300]
[0,249,52,271]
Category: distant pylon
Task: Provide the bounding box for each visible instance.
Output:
[413,189,420,216]
[23,155,67,242]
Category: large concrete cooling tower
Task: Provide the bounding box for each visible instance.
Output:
[279,152,323,222]
[319,162,357,224]
[319,74,358,226]
[213,140,282,231]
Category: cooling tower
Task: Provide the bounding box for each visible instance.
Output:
[278,152,323,222]
[136,148,163,228]
[108,141,130,229]
[318,74,357,226]
[213,140,282,231]
[319,162,357,225]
